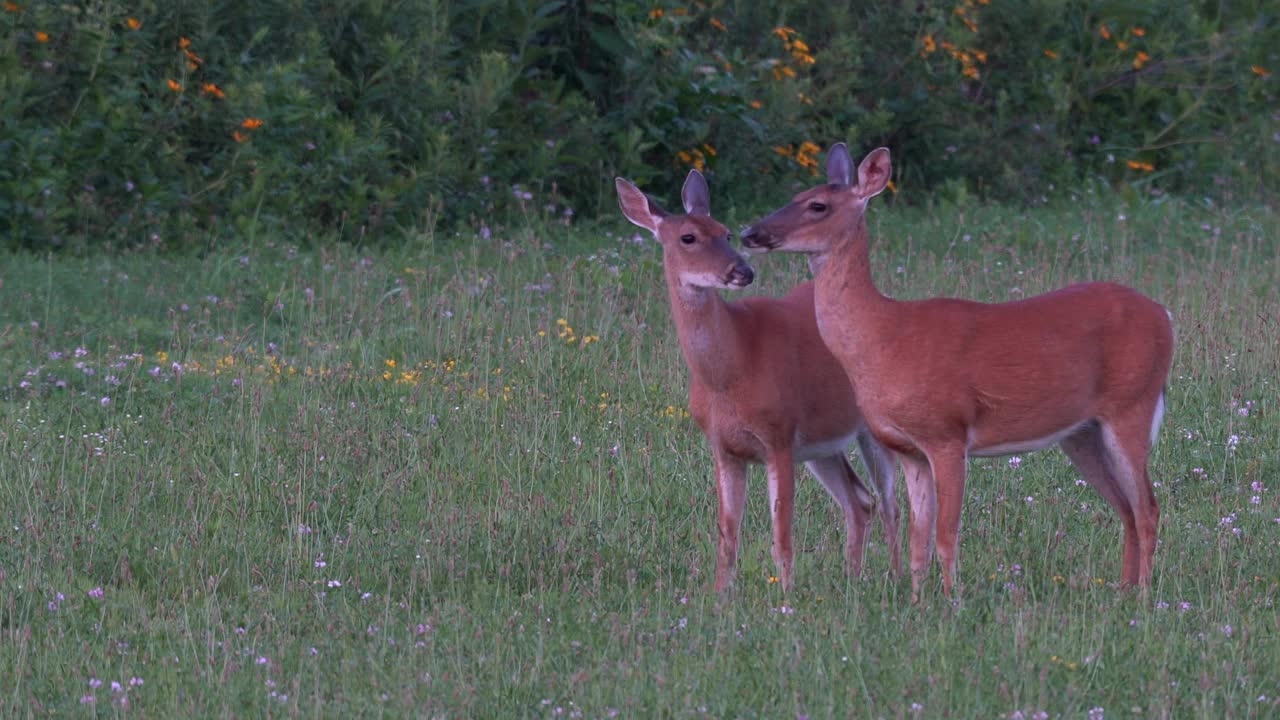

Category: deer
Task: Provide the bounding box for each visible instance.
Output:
[615,169,901,592]
[740,143,1175,599]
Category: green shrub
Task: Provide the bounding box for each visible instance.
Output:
[0,0,1274,251]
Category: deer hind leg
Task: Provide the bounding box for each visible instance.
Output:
[857,430,902,577]
[1099,407,1161,587]
[898,451,936,603]
[766,447,797,590]
[712,450,749,593]
[805,455,875,578]
[927,445,968,597]
[1060,422,1139,586]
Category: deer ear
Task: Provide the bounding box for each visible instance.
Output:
[826,143,853,186]
[681,170,711,216]
[856,147,891,199]
[615,177,667,233]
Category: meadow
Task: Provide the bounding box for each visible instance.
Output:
[1,195,1278,718]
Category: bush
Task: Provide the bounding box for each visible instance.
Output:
[0,1,1275,251]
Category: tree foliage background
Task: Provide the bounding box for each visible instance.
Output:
[1,0,1276,250]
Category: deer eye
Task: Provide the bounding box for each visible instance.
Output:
[680,234,697,245]
[808,202,828,212]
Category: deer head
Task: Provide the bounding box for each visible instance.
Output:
[741,143,891,255]
[616,170,754,289]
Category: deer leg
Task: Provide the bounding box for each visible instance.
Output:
[898,452,936,603]
[806,455,875,578]
[713,450,749,593]
[857,430,902,577]
[928,446,968,597]
[766,448,797,590]
[1060,423,1139,585]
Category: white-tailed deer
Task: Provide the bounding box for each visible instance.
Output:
[616,170,901,591]
[741,144,1174,598]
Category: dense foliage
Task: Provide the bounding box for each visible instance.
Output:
[1,0,1276,249]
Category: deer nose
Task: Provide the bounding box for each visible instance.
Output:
[739,225,767,249]
[729,262,754,286]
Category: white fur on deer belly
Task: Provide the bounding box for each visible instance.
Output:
[967,422,1086,457]
[794,432,858,462]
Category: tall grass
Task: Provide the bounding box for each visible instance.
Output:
[1,197,1278,717]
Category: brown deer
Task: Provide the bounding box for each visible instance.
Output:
[741,144,1174,598]
[616,169,901,591]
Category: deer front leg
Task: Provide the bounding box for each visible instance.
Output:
[928,446,968,597]
[766,448,797,590]
[713,450,748,592]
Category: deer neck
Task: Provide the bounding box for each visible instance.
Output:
[664,266,743,392]
[812,215,891,362]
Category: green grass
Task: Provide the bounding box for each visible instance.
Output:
[1,197,1278,718]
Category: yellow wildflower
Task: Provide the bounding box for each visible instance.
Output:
[126,17,141,30]
[167,79,183,92]
[35,30,49,43]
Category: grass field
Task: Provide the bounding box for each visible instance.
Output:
[2,196,1278,718]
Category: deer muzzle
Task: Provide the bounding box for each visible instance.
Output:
[725,261,755,287]
[739,225,775,251]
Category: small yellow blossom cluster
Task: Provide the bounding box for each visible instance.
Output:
[1097,24,1151,69]
[951,0,989,33]
[1049,655,1080,671]
[677,143,716,172]
[233,117,265,144]
[648,5,726,30]
[659,404,691,419]
[769,26,815,82]
[919,0,989,79]
[921,36,987,80]
[773,141,822,176]
[546,318,599,347]
[158,34,264,143]
[377,357,516,401]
